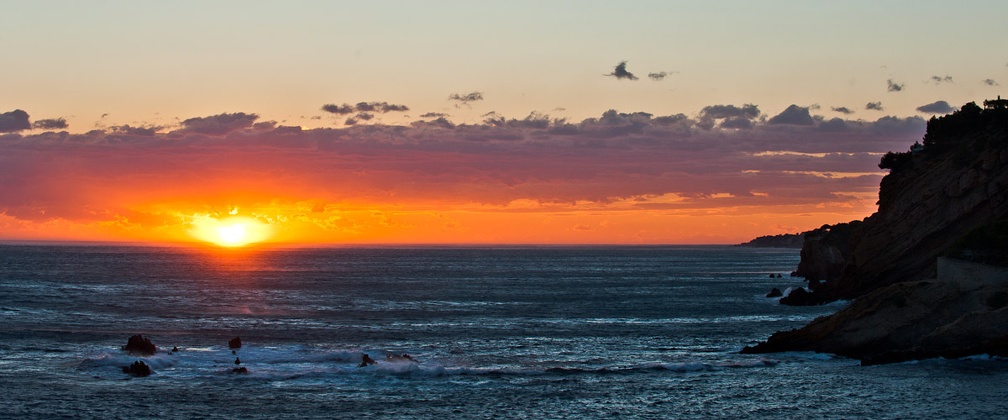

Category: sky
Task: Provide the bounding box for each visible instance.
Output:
[1,0,1006,245]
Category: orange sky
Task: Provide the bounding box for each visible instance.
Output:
[4,2,1004,246]
[0,110,923,245]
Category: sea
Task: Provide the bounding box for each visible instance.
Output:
[1,245,1007,419]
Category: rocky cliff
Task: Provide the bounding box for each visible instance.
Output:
[792,101,1008,303]
[746,100,1008,363]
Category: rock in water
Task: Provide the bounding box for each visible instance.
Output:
[744,260,1008,364]
[228,337,242,349]
[123,360,152,377]
[765,288,783,298]
[122,334,157,356]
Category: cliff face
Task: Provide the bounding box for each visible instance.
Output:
[794,102,1008,303]
[746,100,1008,364]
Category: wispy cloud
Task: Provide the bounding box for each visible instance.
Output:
[448,92,484,104]
[831,106,855,115]
[322,101,410,117]
[887,79,905,92]
[648,71,676,81]
[983,79,1000,86]
[865,101,884,111]
[32,118,69,130]
[930,75,953,84]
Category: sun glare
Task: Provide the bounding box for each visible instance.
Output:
[190,216,272,247]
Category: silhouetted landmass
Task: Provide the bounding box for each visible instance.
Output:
[739,232,806,248]
[745,99,1008,364]
[792,100,1008,303]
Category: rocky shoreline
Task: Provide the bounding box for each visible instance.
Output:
[745,99,1008,364]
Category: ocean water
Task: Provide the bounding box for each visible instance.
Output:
[1,245,1007,419]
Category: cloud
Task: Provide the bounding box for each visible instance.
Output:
[323,102,409,115]
[930,75,953,84]
[605,61,638,81]
[180,112,258,135]
[0,107,927,244]
[648,71,675,81]
[768,105,815,126]
[322,103,354,115]
[696,104,760,129]
[448,92,483,104]
[915,100,954,114]
[0,109,31,132]
[420,112,449,118]
[831,106,855,115]
[887,79,904,92]
[983,79,1000,86]
[108,125,159,136]
[32,118,69,130]
[353,101,409,113]
[865,101,884,111]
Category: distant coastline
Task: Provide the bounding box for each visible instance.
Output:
[738,232,806,248]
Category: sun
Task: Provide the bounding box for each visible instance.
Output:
[189,216,272,247]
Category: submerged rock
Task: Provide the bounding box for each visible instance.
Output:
[122,334,157,356]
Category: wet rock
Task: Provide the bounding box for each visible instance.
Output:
[231,367,249,374]
[358,353,377,367]
[123,360,152,377]
[765,288,783,298]
[122,334,157,356]
[744,274,1008,365]
[778,287,825,306]
[228,337,242,349]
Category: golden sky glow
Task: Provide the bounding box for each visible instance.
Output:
[1,1,1004,245]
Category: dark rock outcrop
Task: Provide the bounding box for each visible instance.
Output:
[122,335,157,356]
[743,271,1008,364]
[123,360,152,376]
[766,288,783,298]
[228,337,242,349]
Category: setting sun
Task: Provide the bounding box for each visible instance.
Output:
[189,216,272,247]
